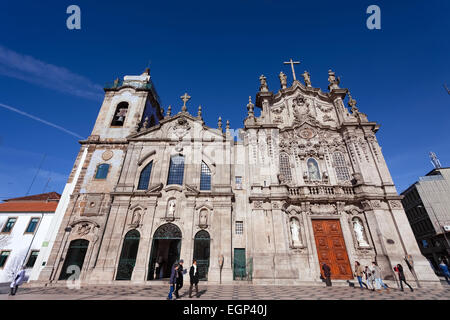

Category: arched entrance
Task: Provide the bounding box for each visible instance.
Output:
[148,223,182,280]
[116,229,140,280]
[193,230,210,280]
[58,239,89,280]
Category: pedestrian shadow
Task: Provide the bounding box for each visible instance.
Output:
[197,289,207,297]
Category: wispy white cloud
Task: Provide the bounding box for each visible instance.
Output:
[0,45,103,101]
[0,102,84,139]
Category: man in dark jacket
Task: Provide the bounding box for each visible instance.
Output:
[189,259,200,298]
[393,263,414,292]
[175,259,186,299]
[167,264,178,300]
[322,262,332,287]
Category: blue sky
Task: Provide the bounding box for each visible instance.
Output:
[0,0,449,199]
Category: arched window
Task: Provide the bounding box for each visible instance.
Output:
[167,155,185,185]
[279,152,292,182]
[137,162,153,190]
[333,152,351,181]
[111,102,129,126]
[116,230,141,280]
[200,161,211,190]
[95,164,110,179]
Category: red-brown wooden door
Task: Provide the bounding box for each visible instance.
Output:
[312,219,353,280]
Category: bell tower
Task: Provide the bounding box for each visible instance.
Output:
[89,68,163,141]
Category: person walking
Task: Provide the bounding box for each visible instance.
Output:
[175,259,186,299]
[438,260,450,284]
[364,266,375,291]
[189,259,200,298]
[9,266,26,296]
[372,262,389,292]
[393,263,414,292]
[354,261,368,289]
[167,264,178,300]
[322,262,332,287]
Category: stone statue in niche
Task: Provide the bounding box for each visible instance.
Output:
[167,199,176,219]
[132,209,141,225]
[290,219,301,246]
[353,218,370,247]
[199,209,208,227]
[307,158,321,181]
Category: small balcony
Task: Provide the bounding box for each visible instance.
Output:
[287,185,355,200]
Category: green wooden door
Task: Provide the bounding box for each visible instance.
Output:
[233,248,246,280]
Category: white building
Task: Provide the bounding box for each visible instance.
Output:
[0,192,60,283]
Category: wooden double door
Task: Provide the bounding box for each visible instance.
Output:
[312,219,353,280]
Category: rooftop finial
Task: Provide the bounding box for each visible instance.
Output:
[197,105,202,118]
[283,58,300,81]
[218,116,223,131]
[166,105,172,117]
[247,96,254,117]
[226,120,230,130]
[180,92,191,112]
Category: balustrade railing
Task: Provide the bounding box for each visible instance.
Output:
[288,185,355,197]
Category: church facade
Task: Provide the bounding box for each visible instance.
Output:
[35,66,440,286]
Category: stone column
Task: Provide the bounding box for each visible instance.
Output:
[131,198,158,282]
[89,196,129,282]
[208,199,233,283]
[271,203,297,280]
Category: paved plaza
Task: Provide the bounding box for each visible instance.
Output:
[1,283,449,300]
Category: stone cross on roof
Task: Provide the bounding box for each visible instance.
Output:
[283,58,300,81]
[180,92,191,112]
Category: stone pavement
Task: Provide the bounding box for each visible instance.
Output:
[1,284,449,300]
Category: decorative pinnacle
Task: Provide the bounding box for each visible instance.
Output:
[180,92,191,112]
[218,116,223,131]
[197,105,202,118]
[247,96,254,115]
[226,120,230,130]
[166,105,172,117]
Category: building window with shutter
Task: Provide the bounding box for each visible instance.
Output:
[1,218,17,233]
[95,163,110,179]
[25,218,40,234]
[279,152,292,182]
[200,162,212,191]
[333,152,351,181]
[137,162,153,190]
[235,221,244,235]
[167,155,185,185]
[0,251,11,268]
[25,250,40,268]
